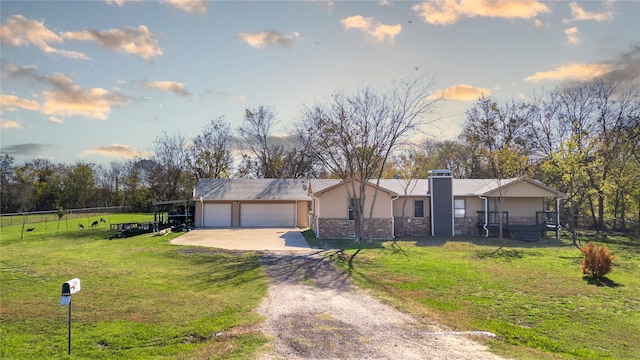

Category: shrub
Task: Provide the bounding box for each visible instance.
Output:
[580,241,616,278]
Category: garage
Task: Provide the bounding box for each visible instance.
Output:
[203,203,231,227]
[241,203,295,227]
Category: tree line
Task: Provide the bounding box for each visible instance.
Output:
[1,76,638,232]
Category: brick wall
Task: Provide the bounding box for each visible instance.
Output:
[455,217,477,236]
[394,217,430,237]
[317,218,393,239]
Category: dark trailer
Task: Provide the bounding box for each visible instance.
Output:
[152,199,195,230]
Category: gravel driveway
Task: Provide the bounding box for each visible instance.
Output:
[256,251,506,360]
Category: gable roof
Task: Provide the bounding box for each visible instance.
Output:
[195,179,310,201]
[309,178,398,196]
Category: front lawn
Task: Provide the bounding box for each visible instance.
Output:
[314,232,640,360]
[0,215,268,359]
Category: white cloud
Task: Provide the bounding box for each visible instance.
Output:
[0,15,88,59]
[342,15,402,42]
[82,144,145,158]
[164,0,207,14]
[0,93,40,111]
[1,119,21,129]
[428,84,491,101]
[141,81,191,97]
[237,31,300,49]
[48,116,64,124]
[565,27,581,45]
[564,1,616,23]
[412,0,549,25]
[63,25,162,61]
[524,63,611,82]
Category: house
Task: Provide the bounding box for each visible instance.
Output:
[192,170,565,241]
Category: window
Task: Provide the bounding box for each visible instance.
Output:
[454,199,466,218]
[348,199,355,221]
[414,200,424,218]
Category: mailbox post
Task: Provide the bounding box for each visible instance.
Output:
[60,278,81,355]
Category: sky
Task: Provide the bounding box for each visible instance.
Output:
[1,0,638,166]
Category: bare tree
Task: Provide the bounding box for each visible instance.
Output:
[301,75,438,245]
[151,131,192,201]
[189,116,233,180]
[238,106,317,178]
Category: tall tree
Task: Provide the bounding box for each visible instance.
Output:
[238,106,316,178]
[150,131,192,201]
[189,116,233,180]
[301,75,438,242]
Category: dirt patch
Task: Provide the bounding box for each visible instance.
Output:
[256,251,506,359]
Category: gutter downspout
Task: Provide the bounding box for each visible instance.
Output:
[316,197,320,239]
[199,197,204,228]
[479,195,488,238]
[391,195,399,239]
[556,197,563,240]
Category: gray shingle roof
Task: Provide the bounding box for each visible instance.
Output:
[194,179,311,201]
[195,177,561,200]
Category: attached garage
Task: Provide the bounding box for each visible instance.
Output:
[203,203,231,227]
[193,179,310,228]
[241,203,295,227]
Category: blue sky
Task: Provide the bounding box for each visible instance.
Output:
[1,0,638,165]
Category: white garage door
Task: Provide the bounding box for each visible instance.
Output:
[241,203,295,227]
[203,203,231,227]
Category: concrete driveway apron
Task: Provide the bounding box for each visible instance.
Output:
[169,228,313,252]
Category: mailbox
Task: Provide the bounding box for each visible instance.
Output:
[60,278,81,306]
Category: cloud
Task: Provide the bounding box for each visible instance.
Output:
[0,93,40,111]
[0,143,56,155]
[525,46,640,83]
[565,27,581,45]
[2,64,130,120]
[1,119,21,129]
[564,1,615,23]
[48,116,64,124]
[141,81,191,97]
[82,144,144,158]
[105,0,130,6]
[429,84,491,101]
[164,0,207,14]
[237,30,300,49]
[604,44,640,81]
[63,25,162,61]
[232,95,248,103]
[0,15,88,59]
[412,0,549,25]
[341,15,402,42]
[524,63,611,82]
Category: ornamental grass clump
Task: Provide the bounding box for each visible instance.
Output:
[580,241,616,278]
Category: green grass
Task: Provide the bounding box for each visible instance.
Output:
[307,232,640,360]
[0,214,268,359]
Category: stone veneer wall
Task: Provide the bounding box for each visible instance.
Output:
[455,217,477,236]
[394,217,431,237]
[317,218,393,239]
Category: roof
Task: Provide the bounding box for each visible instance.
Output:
[194,179,311,201]
[194,177,564,201]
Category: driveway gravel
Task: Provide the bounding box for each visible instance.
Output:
[256,251,506,360]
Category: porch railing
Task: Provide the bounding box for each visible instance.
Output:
[477,211,509,227]
[536,211,558,228]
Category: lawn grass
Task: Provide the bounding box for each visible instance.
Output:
[304,230,640,360]
[0,214,268,359]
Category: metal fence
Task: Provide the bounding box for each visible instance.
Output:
[0,206,127,228]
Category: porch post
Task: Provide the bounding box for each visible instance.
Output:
[555,197,562,240]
